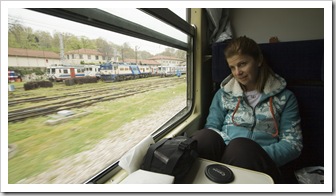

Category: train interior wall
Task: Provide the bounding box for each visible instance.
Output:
[229,8,324,43]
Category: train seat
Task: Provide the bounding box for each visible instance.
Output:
[211,39,324,183]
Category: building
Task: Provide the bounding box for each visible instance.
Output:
[8,48,119,68]
[147,55,184,66]
[123,58,160,66]
[8,48,60,68]
[8,49,184,68]
[65,49,108,65]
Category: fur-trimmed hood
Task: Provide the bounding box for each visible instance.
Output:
[220,73,287,98]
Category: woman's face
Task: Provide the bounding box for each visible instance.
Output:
[227,54,261,91]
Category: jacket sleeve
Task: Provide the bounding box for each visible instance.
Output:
[204,90,227,132]
[262,91,303,167]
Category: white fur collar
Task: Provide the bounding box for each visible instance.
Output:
[221,74,286,96]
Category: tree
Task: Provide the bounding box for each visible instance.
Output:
[96,38,114,62]
[8,21,38,49]
[64,35,82,50]
[156,47,186,60]
[175,49,186,60]
[120,42,135,61]
[138,50,153,60]
[8,17,28,48]
[80,36,95,49]
[7,21,181,61]
[161,48,175,56]
[34,30,53,50]
[8,22,25,48]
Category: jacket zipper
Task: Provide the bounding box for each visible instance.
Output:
[249,106,257,138]
[241,96,256,139]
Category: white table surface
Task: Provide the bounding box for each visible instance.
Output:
[182,158,274,184]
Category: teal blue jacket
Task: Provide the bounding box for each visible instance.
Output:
[205,74,303,167]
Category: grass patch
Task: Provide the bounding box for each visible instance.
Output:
[8,79,186,183]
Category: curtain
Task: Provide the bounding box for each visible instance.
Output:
[205,8,232,44]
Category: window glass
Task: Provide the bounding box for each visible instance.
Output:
[100,8,188,43]
[8,8,188,184]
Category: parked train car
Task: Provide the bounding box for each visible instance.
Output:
[100,62,153,81]
[8,70,20,82]
[158,65,186,77]
[84,64,101,78]
[100,62,133,81]
[138,65,152,77]
[46,64,100,82]
[176,65,187,76]
[151,66,160,75]
[12,5,330,192]
[46,64,85,82]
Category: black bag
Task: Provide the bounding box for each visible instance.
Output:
[140,135,198,183]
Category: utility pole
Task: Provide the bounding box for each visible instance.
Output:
[113,48,117,62]
[135,46,140,65]
[58,33,65,65]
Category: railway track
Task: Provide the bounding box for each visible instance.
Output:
[9,77,181,105]
[8,77,185,122]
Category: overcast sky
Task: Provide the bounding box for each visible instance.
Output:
[7,7,187,55]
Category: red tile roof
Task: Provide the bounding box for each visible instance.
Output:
[66,48,104,56]
[8,48,60,59]
[123,58,160,65]
[147,55,183,61]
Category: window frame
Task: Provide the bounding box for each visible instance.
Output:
[26,8,195,184]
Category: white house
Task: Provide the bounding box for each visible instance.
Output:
[123,58,160,66]
[8,48,113,68]
[8,48,60,68]
[64,49,107,65]
[147,55,184,66]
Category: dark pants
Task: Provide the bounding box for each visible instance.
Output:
[191,129,282,183]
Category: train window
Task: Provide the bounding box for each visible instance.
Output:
[100,8,187,43]
[7,7,192,184]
